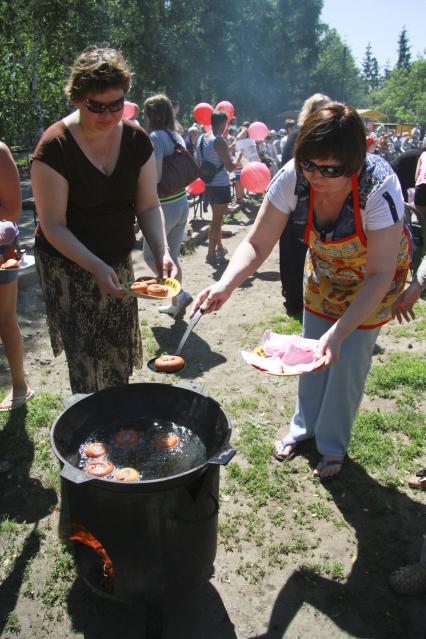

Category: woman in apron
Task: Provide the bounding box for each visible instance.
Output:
[190,102,410,479]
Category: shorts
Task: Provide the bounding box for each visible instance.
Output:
[0,268,19,284]
[414,183,426,206]
[205,185,232,205]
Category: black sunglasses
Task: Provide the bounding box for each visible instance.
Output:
[300,159,346,178]
[84,97,125,114]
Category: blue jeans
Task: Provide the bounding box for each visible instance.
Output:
[289,311,380,457]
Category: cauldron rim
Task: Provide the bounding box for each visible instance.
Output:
[50,382,234,489]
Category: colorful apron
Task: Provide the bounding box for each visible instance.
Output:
[303,174,410,329]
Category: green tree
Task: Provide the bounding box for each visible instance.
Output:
[396,26,411,70]
[310,27,366,106]
[372,59,426,124]
[362,42,380,91]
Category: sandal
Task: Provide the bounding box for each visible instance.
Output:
[313,457,344,480]
[408,468,426,490]
[0,388,34,412]
[272,437,297,462]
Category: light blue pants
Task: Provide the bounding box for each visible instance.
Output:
[143,196,189,268]
[288,311,380,457]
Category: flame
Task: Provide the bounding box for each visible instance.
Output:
[69,523,113,578]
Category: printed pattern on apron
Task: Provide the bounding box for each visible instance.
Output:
[303,174,410,329]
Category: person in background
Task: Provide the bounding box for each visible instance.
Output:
[197,110,241,266]
[31,46,175,394]
[389,255,426,594]
[280,119,296,167]
[185,124,201,157]
[171,99,184,135]
[0,143,33,411]
[278,93,331,318]
[191,103,409,479]
[143,93,193,320]
[233,122,250,204]
[391,146,422,201]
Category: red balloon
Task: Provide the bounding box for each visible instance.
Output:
[122,101,137,119]
[248,121,270,141]
[215,100,234,119]
[194,103,213,126]
[187,178,205,195]
[240,162,271,193]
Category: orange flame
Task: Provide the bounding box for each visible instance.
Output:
[69,523,113,578]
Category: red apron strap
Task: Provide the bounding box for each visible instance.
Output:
[352,173,363,238]
[304,185,315,244]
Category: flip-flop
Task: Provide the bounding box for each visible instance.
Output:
[408,468,426,490]
[313,458,344,480]
[272,437,297,462]
[0,388,34,412]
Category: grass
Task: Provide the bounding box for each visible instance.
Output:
[366,352,426,401]
[0,303,425,634]
[349,407,425,485]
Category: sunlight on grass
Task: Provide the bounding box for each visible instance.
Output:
[349,408,426,484]
[366,352,426,400]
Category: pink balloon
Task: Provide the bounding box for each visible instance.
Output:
[194,103,213,126]
[240,162,271,193]
[122,101,137,119]
[248,121,270,141]
[203,124,212,134]
[215,100,235,119]
[187,178,205,195]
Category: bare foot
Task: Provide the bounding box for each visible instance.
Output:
[313,457,343,479]
[273,438,297,461]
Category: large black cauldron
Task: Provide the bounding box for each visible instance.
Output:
[51,382,235,603]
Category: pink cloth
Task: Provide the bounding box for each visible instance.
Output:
[241,330,323,375]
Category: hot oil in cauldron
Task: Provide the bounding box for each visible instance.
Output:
[78,418,207,481]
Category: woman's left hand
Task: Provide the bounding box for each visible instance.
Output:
[158,250,178,279]
[315,327,343,369]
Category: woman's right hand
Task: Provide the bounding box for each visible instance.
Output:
[190,281,232,316]
[92,262,126,298]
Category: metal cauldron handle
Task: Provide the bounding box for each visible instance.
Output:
[172,493,219,523]
[60,463,92,484]
[208,444,236,466]
[63,393,91,409]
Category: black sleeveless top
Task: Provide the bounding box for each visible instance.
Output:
[32,120,153,265]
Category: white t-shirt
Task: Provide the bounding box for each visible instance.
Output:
[267,156,404,232]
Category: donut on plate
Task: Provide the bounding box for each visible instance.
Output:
[0,258,20,270]
[113,429,140,446]
[83,442,108,458]
[114,467,140,481]
[86,460,114,477]
[147,283,169,297]
[130,281,148,293]
[154,355,185,372]
[153,433,179,449]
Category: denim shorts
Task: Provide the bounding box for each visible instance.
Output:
[206,185,232,205]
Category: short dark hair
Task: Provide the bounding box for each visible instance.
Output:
[65,46,131,101]
[294,102,366,176]
[211,110,228,129]
[143,93,175,131]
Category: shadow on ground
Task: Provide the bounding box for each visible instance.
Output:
[250,442,426,639]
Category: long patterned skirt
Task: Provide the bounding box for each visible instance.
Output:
[35,247,143,394]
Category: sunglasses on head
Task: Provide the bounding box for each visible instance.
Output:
[300,159,346,178]
[84,96,125,114]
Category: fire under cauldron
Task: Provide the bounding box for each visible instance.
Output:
[51,382,235,604]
